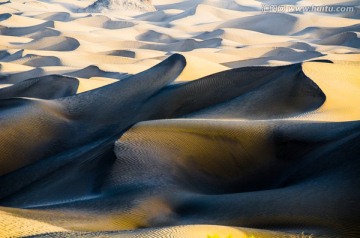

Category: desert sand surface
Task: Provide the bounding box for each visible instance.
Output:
[0,0,359,237]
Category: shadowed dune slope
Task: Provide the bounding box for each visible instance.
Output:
[0,54,186,177]
[0,55,359,237]
[0,68,45,84]
[0,75,79,100]
[11,36,80,51]
[82,0,156,13]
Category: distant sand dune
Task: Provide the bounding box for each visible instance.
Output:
[0,75,78,99]
[25,27,61,40]
[0,20,54,36]
[83,0,156,13]
[11,36,80,51]
[0,68,44,84]
[9,54,62,67]
[317,31,360,48]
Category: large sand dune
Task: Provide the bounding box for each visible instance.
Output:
[0,0,359,237]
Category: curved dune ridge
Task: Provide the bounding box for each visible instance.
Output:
[83,0,156,13]
[0,0,360,238]
[0,74,79,99]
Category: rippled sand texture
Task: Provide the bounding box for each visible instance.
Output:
[0,0,359,237]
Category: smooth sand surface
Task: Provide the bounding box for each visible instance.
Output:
[0,0,359,237]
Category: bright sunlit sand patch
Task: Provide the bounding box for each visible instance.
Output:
[298,62,360,122]
[0,62,35,73]
[77,76,118,93]
[0,208,68,238]
[0,207,304,238]
[177,54,229,81]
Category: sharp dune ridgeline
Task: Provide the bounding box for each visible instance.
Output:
[0,0,359,238]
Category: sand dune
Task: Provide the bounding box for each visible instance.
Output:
[317,31,360,48]
[10,54,62,67]
[83,0,156,13]
[11,36,80,51]
[0,74,78,99]
[0,20,54,36]
[65,65,128,79]
[0,68,45,84]
[0,0,359,237]
[74,15,135,29]
[25,27,61,41]
[183,64,325,119]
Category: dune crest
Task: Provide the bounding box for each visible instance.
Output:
[83,0,156,13]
